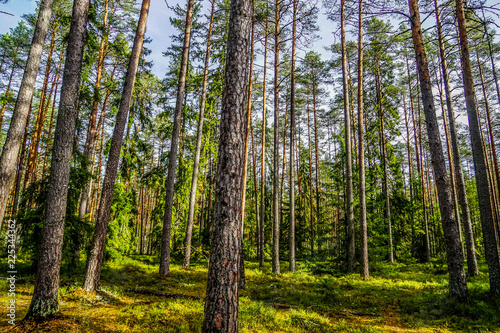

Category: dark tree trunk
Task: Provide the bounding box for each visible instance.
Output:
[83,0,150,291]
[160,0,195,277]
[0,0,55,229]
[456,0,500,296]
[201,0,252,330]
[25,0,90,318]
[408,0,468,301]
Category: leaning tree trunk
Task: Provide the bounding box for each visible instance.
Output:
[201,0,252,330]
[183,0,215,268]
[0,0,55,229]
[342,0,355,273]
[272,0,280,275]
[83,0,150,291]
[456,0,500,296]
[358,0,369,280]
[408,0,468,302]
[433,0,478,277]
[25,0,90,318]
[159,0,195,277]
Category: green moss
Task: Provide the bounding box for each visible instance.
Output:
[1,257,499,332]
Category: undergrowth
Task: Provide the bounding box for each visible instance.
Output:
[0,256,499,332]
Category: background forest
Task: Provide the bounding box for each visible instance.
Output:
[0,0,500,331]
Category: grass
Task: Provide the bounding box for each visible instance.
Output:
[0,256,499,332]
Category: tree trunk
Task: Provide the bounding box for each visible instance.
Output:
[0,0,55,229]
[289,0,297,273]
[457,0,500,295]
[184,0,215,268]
[79,0,110,220]
[25,0,90,318]
[238,8,255,288]
[432,0,478,276]
[408,0,468,301]
[159,0,194,277]
[358,0,368,279]
[342,0,355,273]
[259,18,268,268]
[375,59,393,264]
[83,0,150,291]
[272,0,280,275]
[201,0,252,329]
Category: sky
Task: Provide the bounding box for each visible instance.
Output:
[0,0,334,77]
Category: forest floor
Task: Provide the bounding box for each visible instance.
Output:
[0,256,499,332]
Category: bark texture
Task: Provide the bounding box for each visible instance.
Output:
[0,0,55,227]
[26,0,90,317]
[201,0,252,330]
[408,0,468,301]
[456,0,500,295]
[83,0,150,291]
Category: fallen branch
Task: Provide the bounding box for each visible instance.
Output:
[126,289,204,300]
[340,310,381,317]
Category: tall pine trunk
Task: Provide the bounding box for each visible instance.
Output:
[183,0,215,268]
[160,0,195,276]
[408,0,468,301]
[83,0,150,291]
[358,0,368,279]
[433,0,478,276]
[289,0,297,273]
[342,0,355,273]
[272,0,280,275]
[456,0,500,296]
[259,18,268,268]
[79,0,110,220]
[25,0,90,317]
[375,60,393,263]
[201,0,252,329]
[0,0,55,228]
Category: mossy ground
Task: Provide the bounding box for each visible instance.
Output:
[0,256,499,332]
